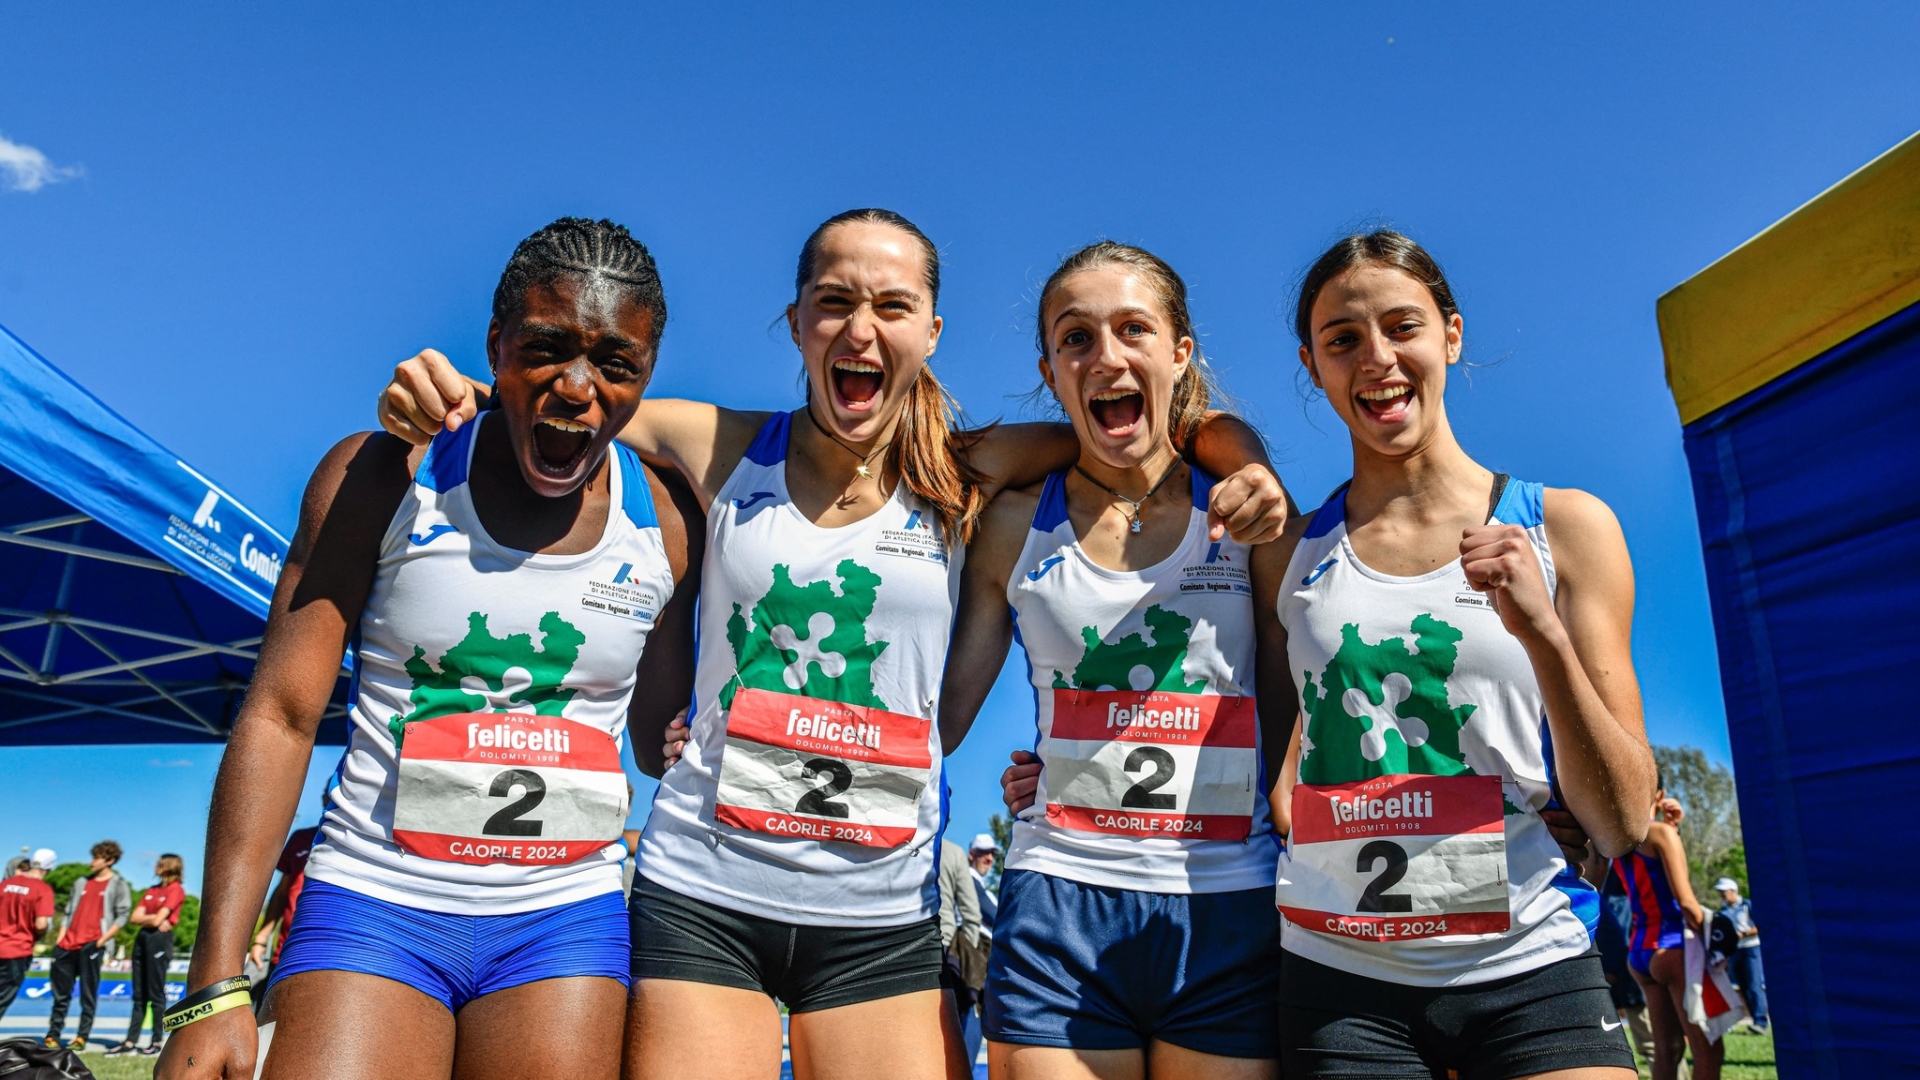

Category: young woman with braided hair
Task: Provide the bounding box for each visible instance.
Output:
[158,218,705,1080]
[376,209,1291,1080]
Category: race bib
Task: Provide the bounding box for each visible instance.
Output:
[1279,773,1510,941]
[1042,689,1257,841]
[392,712,627,865]
[713,688,932,848]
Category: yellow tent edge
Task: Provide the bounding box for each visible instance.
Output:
[1658,130,1920,425]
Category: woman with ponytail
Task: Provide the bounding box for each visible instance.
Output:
[376,210,1290,1080]
[940,242,1284,1080]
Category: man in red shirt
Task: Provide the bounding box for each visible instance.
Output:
[0,848,57,1022]
[248,824,318,994]
[44,840,130,1050]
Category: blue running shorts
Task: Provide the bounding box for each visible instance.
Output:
[984,869,1280,1059]
[267,879,629,1012]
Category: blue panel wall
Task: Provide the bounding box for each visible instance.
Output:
[1682,300,1920,1079]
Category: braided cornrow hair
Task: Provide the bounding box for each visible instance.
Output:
[491,217,668,349]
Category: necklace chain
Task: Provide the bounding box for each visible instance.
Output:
[804,404,893,481]
[1073,457,1184,534]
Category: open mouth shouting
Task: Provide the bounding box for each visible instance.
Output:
[1087,387,1146,438]
[1355,383,1413,425]
[530,416,597,479]
[830,357,885,412]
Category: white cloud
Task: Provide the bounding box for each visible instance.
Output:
[0,133,82,193]
[147,757,195,768]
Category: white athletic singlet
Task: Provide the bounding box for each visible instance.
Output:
[306,413,673,915]
[638,411,956,927]
[1275,478,1591,986]
[1004,470,1277,894]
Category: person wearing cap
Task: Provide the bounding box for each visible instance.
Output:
[1714,878,1767,1031]
[960,834,1001,1065]
[44,839,131,1050]
[966,835,1000,935]
[0,849,58,1022]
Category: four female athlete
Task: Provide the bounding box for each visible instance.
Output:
[158,218,706,1080]
[1264,231,1657,1079]
[373,209,1290,1080]
[1615,777,1722,1080]
[940,242,1285,1080]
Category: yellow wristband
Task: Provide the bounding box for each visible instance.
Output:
[162,988,251,1033]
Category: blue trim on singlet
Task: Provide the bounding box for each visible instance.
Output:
[743,411,791,467]
[416,419,477,492]
[1189,466,1216,510]
[1032,472,1070,533]
[1301,483,1350,539]
[1491,478,1546,528]
[614,444,658,530]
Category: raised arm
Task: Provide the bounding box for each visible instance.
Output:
[1460,488,1656,858]
[961,412,1291,543]
[374,349,764,509]
[1648,821,1706,932]
[936,488,1035,752]
[158,432,411,1080]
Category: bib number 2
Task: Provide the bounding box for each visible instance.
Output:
[1042,689,1258,841]
[1279,773,1511,941]
[393,713,627,865]
[713,688,933,848]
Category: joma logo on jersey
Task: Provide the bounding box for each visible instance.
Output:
[785,708,883,751]
[1027,555,1065,582]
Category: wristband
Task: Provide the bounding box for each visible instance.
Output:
[163,975,252,1033]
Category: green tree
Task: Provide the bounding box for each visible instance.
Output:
[1653,744,1744,908]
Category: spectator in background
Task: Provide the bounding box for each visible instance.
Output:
[109,854,186,1057]
[44,839,130,1051]
[0,849,57,1023]
[1714,878,1766,1032]
[937,838,985,1079]
[967,834,999,933]
[249,825,319,1003]
[961,834,1000,1066]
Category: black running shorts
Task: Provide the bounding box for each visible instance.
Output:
[628,872,944,1012]
[1278,948,1636,1079]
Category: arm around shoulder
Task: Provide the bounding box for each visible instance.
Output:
[937,486,1037,750]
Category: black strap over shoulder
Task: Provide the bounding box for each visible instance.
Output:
[1486,473,1511,524]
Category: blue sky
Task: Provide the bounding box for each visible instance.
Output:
[3,4,1916,894]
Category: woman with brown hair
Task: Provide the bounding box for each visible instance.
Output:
[109,853,185,1057]
[376,209,1290,1080]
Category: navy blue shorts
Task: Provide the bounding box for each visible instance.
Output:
[267,879,629,1013]
[983,869,1280,1059]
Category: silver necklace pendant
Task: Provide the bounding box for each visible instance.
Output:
[1129,515,1143,534]
[857,464,873,479]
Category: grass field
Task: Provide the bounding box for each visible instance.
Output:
[75,1028,1779,1080]
[1632,1025,1778,1080]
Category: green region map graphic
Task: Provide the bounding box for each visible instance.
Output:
[1299,612,1478,785]
[1053,604,1206,694]
[394,611,585,747]
[724,559,889,710]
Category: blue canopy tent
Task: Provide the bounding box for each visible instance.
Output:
[1660,132,1920,1078]
[0,321,347,744]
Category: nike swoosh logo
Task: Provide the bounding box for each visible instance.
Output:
[732,491,776,511]
[1601,1018,1623,1031]
[408,524,458,546]
[1301,557,1336,586]
[1027,555,1065,582]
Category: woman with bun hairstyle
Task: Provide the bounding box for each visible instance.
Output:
[376,210,1290,1080]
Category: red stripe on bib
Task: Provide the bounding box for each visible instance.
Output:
[1290,774,1505,845]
